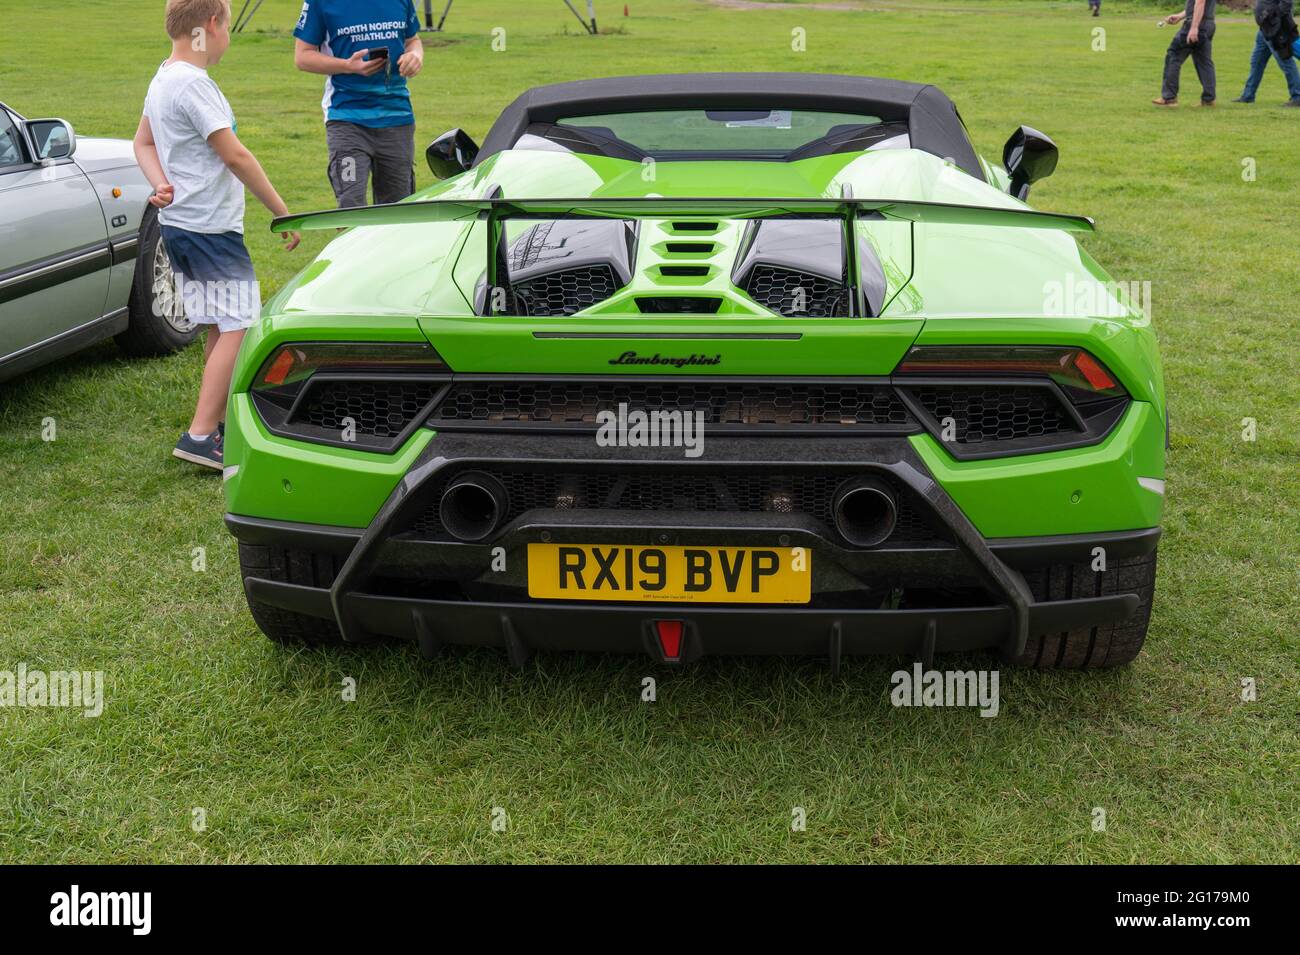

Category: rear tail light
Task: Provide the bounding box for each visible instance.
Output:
[248,341,450,451]
[893,345,1131,459]
[250,341,448,408]
[1071,351,1117,392]
[894,345,1126,403]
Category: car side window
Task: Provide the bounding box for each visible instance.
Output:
[0,109,29,169]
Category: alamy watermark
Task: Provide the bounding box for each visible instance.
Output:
[0,664,104,717]
[154,274,261,323]
[596,402,705,458]
[49,885,150,935]
[1042,275,1151,319]
[890,663,1000,717]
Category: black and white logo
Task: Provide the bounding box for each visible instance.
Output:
[49,885,151,936]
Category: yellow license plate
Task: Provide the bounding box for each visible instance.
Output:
[527,544,811,604]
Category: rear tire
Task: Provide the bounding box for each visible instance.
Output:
[115,206,200,357]
[1012,548,1158,668]
[237,543,347,647]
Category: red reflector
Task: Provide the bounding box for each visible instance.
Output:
[262,348,296,387]
[654,620,683,660]
[1073,351,1116,391]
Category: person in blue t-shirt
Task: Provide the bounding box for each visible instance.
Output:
[293,0,424,207]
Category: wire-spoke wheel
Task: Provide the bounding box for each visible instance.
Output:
[150,238,193,334]
[116,206,201,356]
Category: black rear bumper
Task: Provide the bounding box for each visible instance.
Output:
[242,574,1139,667]
[226,433,1159,664]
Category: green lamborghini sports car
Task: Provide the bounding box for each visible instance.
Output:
[224,73,1165,670]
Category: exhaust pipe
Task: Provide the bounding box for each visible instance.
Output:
[832,477,898,548]
[438,472,509,542]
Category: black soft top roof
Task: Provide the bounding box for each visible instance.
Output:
[476,72,985,180]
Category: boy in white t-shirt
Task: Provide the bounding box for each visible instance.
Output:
[134,0,300,470]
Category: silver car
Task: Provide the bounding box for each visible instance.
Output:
[0,101,197,383]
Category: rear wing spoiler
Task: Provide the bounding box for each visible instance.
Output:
[271,197,1094,319]
[271,196,1095,234]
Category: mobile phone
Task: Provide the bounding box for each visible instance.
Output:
[368,47,389,60]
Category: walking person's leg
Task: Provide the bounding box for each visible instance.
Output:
[200,326,227,436]
[164,228,261,469]
[1158,34,1192,103]
[326,121,376,209]
[1277,49,1300,103]
[370,124,417,205]
[1237,31,1271,102]
[188,329,245,438]
[1191,32,1216,104]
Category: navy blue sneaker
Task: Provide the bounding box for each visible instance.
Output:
[173,431,222,470]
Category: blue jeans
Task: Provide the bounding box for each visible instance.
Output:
[1240,30,1300,101]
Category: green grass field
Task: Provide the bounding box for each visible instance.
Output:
[0,0,1296,863]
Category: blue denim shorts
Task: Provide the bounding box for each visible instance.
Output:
[160,226,261,332]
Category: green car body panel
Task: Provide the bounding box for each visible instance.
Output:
[224,74,1165,667]
[226,149,1165,531]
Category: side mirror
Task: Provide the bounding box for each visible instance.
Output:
[425,128,479,179]
[26,118,76,161]
[1002,125,1057,201]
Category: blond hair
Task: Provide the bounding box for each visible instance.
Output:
[165,0,230,39]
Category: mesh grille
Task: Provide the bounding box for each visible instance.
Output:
[429,380,912,428]
[294,380,439,439]
[904,385,1073,443]
[510,265,618,316]
[405,467,945,547]
[745,265,849,317]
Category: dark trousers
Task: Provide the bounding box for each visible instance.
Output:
[1162,27,1216,102]
[325,121,417,208]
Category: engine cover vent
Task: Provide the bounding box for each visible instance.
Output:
[511,265,619,317]
[731,217,887,317]
[745,265,850,318]
[479,219,636,316]
[635,296,722,314]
